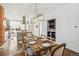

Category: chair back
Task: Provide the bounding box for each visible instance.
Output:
[41,35,47,38]
[37,47,51,56]
[51,43,66,56]
[26,32,33,38]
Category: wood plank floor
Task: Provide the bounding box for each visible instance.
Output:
[0,48,79,56]
[0,38,79,56]
[64,48,79,56]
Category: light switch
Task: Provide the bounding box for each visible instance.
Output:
[74,26,78,28]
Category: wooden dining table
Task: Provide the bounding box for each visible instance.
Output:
[17,31,59,56]
[24,38,57,53]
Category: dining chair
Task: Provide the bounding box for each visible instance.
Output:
[51,43,66,56]
[41,35,55,41]
[14,48,25,56]
[26,32,33,38]
[0,46,4,56]
[41,35,47,39]
[36,47,51,56]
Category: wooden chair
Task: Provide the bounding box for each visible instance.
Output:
[41,35,47,39]
[14,49,25,56]
[26,32,33,38]
[15,41,25,56]
[41,35,55,41]
[36,47,51,56]
[51,43,66,56]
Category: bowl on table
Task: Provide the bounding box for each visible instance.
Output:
[41,43,50,47]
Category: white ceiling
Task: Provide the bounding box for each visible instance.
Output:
[1,3,71,20]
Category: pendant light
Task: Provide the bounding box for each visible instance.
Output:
[32,3,45,23]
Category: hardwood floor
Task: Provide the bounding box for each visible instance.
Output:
[64,48,79,56]
[0,48,79,56]
[0,37,79,56]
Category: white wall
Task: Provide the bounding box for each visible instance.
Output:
[45,4,79,53]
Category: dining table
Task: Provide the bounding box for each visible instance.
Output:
[24,37,58,55]
[17,31,58,56]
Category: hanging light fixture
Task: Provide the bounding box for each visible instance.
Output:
[32,3,45,23]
